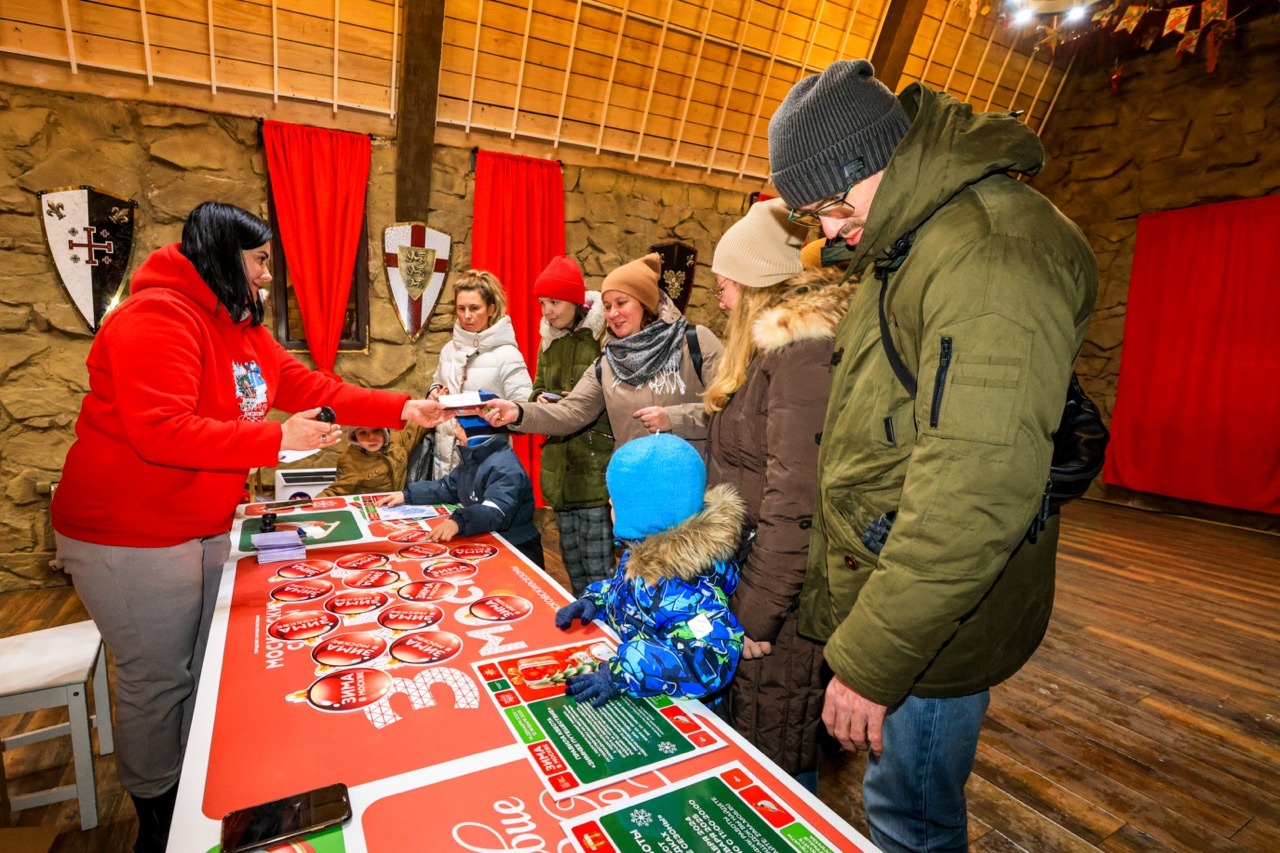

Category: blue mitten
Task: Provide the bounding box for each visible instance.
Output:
[554,597,598,630]
[564,668,619,707]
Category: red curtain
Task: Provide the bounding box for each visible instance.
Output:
[471,151,566,504]
[1104,195,1280,513]
[263,120,371,377]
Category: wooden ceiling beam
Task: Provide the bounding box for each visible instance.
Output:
[395,0,446,222]
[868,0,929,90]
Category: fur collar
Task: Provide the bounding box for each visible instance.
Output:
[752,281,856,354]
[624,484,746,586]
[539,291,605,351]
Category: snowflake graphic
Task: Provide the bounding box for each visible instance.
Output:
[657,741,677,755]
[630,809,653,827]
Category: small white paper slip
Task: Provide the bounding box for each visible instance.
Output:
[277,449,321,464]
[376,504,441,521]
[687,613,714,639]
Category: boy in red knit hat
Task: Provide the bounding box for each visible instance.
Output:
[530,255,615,595]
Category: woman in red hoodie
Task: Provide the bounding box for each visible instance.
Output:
[51,201,444,852]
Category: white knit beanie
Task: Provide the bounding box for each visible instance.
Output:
[711,198,808,288]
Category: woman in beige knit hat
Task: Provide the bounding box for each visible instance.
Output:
[706,197,854,793]
[481,252,723,458]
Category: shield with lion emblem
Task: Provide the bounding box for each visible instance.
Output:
[384,223,450,341]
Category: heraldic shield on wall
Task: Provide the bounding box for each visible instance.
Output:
[384,223,451,341]
[38,186,138,332]
[649,241,697,313]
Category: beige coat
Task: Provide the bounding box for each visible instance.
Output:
[513,302,722,456]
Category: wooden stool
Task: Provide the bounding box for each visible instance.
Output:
[0,621,114,830]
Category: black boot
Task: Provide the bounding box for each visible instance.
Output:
[131,784,179,853]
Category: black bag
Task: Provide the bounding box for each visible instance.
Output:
[872,235,1109,542]
[404,429,436,485]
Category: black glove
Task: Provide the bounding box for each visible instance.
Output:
[564,668,619,707]
[554,597,598,630]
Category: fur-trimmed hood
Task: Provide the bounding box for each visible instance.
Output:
[624,484,746,586]
[539,290,605,351]
[752,280,856,354]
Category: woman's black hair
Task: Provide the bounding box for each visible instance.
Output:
[180,201,273,325]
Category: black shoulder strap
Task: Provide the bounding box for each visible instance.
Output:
[595,355,603,384]
[685,325,703,385]
[875,233,918,399]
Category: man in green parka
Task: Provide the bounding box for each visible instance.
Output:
[768,60,1097,851]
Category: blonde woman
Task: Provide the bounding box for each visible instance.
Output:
[705,198,853,793]
[427,270,534,477]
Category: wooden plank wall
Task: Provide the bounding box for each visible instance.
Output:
[1,0,1069,179]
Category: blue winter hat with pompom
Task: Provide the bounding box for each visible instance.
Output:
[607,433,705,541]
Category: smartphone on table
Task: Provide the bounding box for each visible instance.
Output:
[221,782,352,852]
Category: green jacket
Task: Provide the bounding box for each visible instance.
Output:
[530,296,613,509]
[800,84,1098,706]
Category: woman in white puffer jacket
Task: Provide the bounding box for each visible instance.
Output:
[427,270,534,477]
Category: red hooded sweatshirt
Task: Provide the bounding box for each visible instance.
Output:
[52,244,410,547]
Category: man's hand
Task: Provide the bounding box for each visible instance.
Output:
[481,399,519,426]
[426,518,460,542]
[823,676,888,755]
[374,493,405,508]
[742,637,774,660]
[632,406,672,433]
[402,399,448,429]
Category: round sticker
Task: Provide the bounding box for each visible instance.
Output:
[267,610,340,641]
[449,543,499,561]
[378,602,444,632]
[421,559,479,582]
[270,579,334,603]
[325,590,391,616]
[396,543,449,560]
[343,569,401,589]
[469,595,533,622]
[397,580,457,603]
[275,560,334,580]
[387,527,430,544]
[335,552,390,571]
[305,668,393,712]
[311,631,388,667]
[389,631,464,665]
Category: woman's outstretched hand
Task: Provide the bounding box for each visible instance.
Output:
[481,399,519,426]
[402,399,449,429]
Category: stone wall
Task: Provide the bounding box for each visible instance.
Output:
[0,81,749,591]
[1032,9,1280,533]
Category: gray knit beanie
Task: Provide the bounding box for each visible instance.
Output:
[768,59,911,208]
[711,198,807,288]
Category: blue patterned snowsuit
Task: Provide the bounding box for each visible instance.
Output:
[584,550,744,700]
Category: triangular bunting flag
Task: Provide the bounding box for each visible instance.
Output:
[1116,5,1146,33]
[1164,6,1193,36]
[1201,0,1227,25]
[1176,27,1201,55]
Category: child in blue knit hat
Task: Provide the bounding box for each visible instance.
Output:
[554,433,746,706]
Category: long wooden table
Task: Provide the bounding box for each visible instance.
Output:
[170,494,878,852]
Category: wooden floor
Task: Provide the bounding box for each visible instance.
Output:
[2,499,1277,852]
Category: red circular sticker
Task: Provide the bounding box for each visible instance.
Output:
[397,580,457,602]
[275,560,334,580]
[389,631,464,665]
[387,527,430,543]
[308,498,348,511]
[469,595,533,622]
[342,569,401,589]
[378,602,444,631]
[335,552,390,571]
[422,559,479,582]
[325,590,391,616]
[396,543,449,560]
[305,668,393,712]
[310,631,388,667]
[449,543,499,560]
[267,610,340,641]
[270,579,334,602]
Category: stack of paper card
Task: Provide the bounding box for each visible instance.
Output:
[438,390,497,415]
[251,530,306,564]
[376,504,442,521]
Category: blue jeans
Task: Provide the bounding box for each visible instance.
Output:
[863,691,990,853]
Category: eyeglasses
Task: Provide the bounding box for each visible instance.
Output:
[787,184,855,227]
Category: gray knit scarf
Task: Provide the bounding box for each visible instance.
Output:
[604,316,689,394]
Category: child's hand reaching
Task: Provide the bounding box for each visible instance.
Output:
[554,598,598,629]
[426,519,460,542]
[374,493,405,507]
[564,668,619,707]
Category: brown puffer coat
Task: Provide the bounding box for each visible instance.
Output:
[706,281,852,774]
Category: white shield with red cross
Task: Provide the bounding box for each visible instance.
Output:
[38,186,138,332]
[384,222,450,342]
